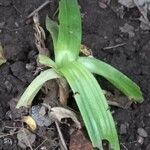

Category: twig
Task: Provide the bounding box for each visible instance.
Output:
[0,129,23,138]
[4,126,22,129]
[55,121,68,150]
[120,143,128,150]
[103,43,126,50]
[11,0,22,17]
[27,0,50,19]
[34,138,48,150]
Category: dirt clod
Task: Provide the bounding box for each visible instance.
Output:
[137,128,148,137]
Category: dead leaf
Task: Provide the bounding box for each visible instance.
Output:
[140,16,150,30]
[104,90,132,109]
[119,0,150,30]
[33,13,49,56]
[48,107,81,129]
[80,44,93,56]
[17,128,36,149]
[69,130,94,150]
[42,80,59,107]
[118,0,135,8]
[134,0,150,30]
[57,78,69,105]
[98,0,111,9]
[0,45,6,66]
[22,116,37,131]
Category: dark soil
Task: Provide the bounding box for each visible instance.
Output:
[0,0,150,149]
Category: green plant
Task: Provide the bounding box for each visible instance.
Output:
[16,0,143,149]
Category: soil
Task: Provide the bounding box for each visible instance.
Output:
[0,0,150,149]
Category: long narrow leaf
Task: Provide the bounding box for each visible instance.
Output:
[55,0,81,65]
[59,62,120,150]
[46,16,58,49]
[78,57,143,102]
[38,54,56,68]
[16,69,59,108]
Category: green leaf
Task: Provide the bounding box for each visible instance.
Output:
[59,62,120,150]
[38,54,56,68]
[46,16,58,49]
[55,0,81,65]
[78,57,144,102]
[16,69,59,108]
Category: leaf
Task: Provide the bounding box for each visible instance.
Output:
[17,128,36,149]
[69,129,94,150]
[22,116,37,131]
[59,62,120,150]
[38,54,56,68]
[57,78,69,105]
[16,69,60,108]
[46,16,58,49]
[55,0,81,65]
[78,57,144,102]
[0,45,6,66]
[49,107,81,129]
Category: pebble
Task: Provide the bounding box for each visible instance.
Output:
[137,136,144,145]
[119,124,127,134]
[3,138,13,145]
[115,38,123,43]
[4,81,13,93]
[25,63,35,71]
[15,22,19,27]
[137,128,148,137]
[31,105,51,127]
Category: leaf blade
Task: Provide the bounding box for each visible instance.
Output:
[16,69,59,108]
[46,16,58,49]
[59,62,120,150]
[55,0,81,64]
[38,54,56,68]
[78,57,144,102]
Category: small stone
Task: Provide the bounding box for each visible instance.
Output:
[99,1,107,9]
[119,124,127,134]
[137,128,148,137]
[40,146,47,150]
[3,138,13,145]
[11,61,26,77]
[26,63,35,71]
[4,81,13,93]
[15,22,19,27]
[115,38,122,43]
[31,105,51,127]
[137,136,144,145]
